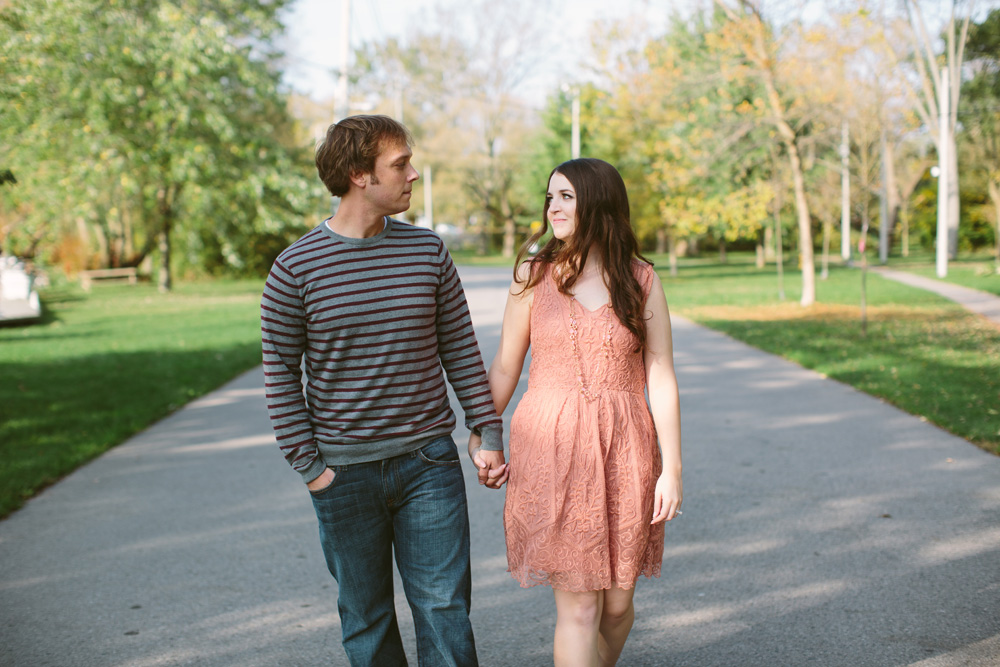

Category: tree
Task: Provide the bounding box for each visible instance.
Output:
[961,9,1000,270]
[1,0,317,285]
[891,0,972,265]
[351,1,548,256]
[713,0,818,306]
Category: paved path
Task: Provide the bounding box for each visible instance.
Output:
[874,267,1000,326]
[1,266,998,666]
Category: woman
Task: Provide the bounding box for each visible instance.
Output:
[472,158,682,666]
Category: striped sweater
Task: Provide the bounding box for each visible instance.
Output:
[261,218,503,483]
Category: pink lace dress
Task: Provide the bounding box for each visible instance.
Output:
[504,260,664,592]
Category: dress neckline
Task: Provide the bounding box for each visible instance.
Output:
[569,295,610,314]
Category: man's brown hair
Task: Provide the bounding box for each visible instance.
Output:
[315,115,413,197]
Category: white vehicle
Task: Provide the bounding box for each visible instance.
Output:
[0,256,42,323]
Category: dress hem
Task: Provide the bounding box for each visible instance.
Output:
[507,567,662,593]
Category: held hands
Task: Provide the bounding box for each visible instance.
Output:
[651,469,683,524]
[468,431,509,490]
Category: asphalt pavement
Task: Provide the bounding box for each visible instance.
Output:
[1,265,998,667]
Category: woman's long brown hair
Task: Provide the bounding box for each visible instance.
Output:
[514,158,652,351]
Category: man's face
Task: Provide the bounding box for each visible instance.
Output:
[365,141,420,215]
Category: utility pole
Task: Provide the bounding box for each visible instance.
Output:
[424,165,433,230]
[571,89,580,160]
[936,67,949,278]
[879,123,890,265]
[334,0,351,122]
[841,121,851,263]
[562,84,581,160]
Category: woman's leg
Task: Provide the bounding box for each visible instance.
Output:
[598,585,637,666]
[553,589,604,667]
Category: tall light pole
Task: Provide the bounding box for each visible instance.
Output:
[879,124,890,265]
[561,84,580,160]
[571,89,580,160]
[424,165,433,230]
[334,0,351,122]
[936,67,949,278]
[841,121,851,262]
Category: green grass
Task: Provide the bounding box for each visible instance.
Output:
[649,254,1000,455]
[448,249,518,267]
[0,280,265,517]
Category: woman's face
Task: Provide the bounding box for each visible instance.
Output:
[546,172,577,241]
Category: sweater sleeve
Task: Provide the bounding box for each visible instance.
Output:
[260,259,327,483]
[434,243,505,451]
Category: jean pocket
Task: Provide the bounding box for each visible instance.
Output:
[416,437,461,466]
[308,469,340,498]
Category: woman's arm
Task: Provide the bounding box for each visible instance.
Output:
[643,271,683,523]
[471,267,533,488]
[489,272,533,415]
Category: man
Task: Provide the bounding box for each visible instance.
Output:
[261,115,505,666]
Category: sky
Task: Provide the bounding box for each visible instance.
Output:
[278,0,672,107]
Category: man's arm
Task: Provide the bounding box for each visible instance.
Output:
[261,259,327,485]
[433,244,504,452]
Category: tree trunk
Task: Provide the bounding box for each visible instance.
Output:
[502,216,515,258]
[785,140,815,305]
[656,228,667,255]
[773,173,785,301]
[156,186,175,293]
[721,0,814,304]
[123,205,135,260]
[94,215,111,268]
[668,233,678,277]
[821,220,830,280]
[764,225,775,262]
[158,223,171,293]
[501,192,516,259]
[885,138,901,240]
[900,205,910,258]
[947,128,960,258]
[718,237,727,263]
[755,241,765,268]
[989,179,1000,272]
[75,216,91,270]
[860,206,870,336]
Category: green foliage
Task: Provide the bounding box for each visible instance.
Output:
[0,0,320,280]
[0,279,265,518]
[657,255,1000,455]
[958,7,1000,256]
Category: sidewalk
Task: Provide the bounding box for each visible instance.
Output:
[873,267,1000,326]
[1,266,997,666]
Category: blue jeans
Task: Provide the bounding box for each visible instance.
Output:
[309,436,478,667]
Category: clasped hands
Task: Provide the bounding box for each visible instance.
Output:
[468,431,508,489]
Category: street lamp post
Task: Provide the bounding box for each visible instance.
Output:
[841,121,851,263]
[561,84,580,160]
[935,67,949,279]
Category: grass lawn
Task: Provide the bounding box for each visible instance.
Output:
[650,253,1000,456]
[449,249,517,267]
[0,280,265,518]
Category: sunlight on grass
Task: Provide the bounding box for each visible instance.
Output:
[657,256,1000,456]
[0,280,266,517]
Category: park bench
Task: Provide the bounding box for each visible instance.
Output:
[79,267,138,290]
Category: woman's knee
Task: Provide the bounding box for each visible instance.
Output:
[601,589,635,626]
[556,591,603,628]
